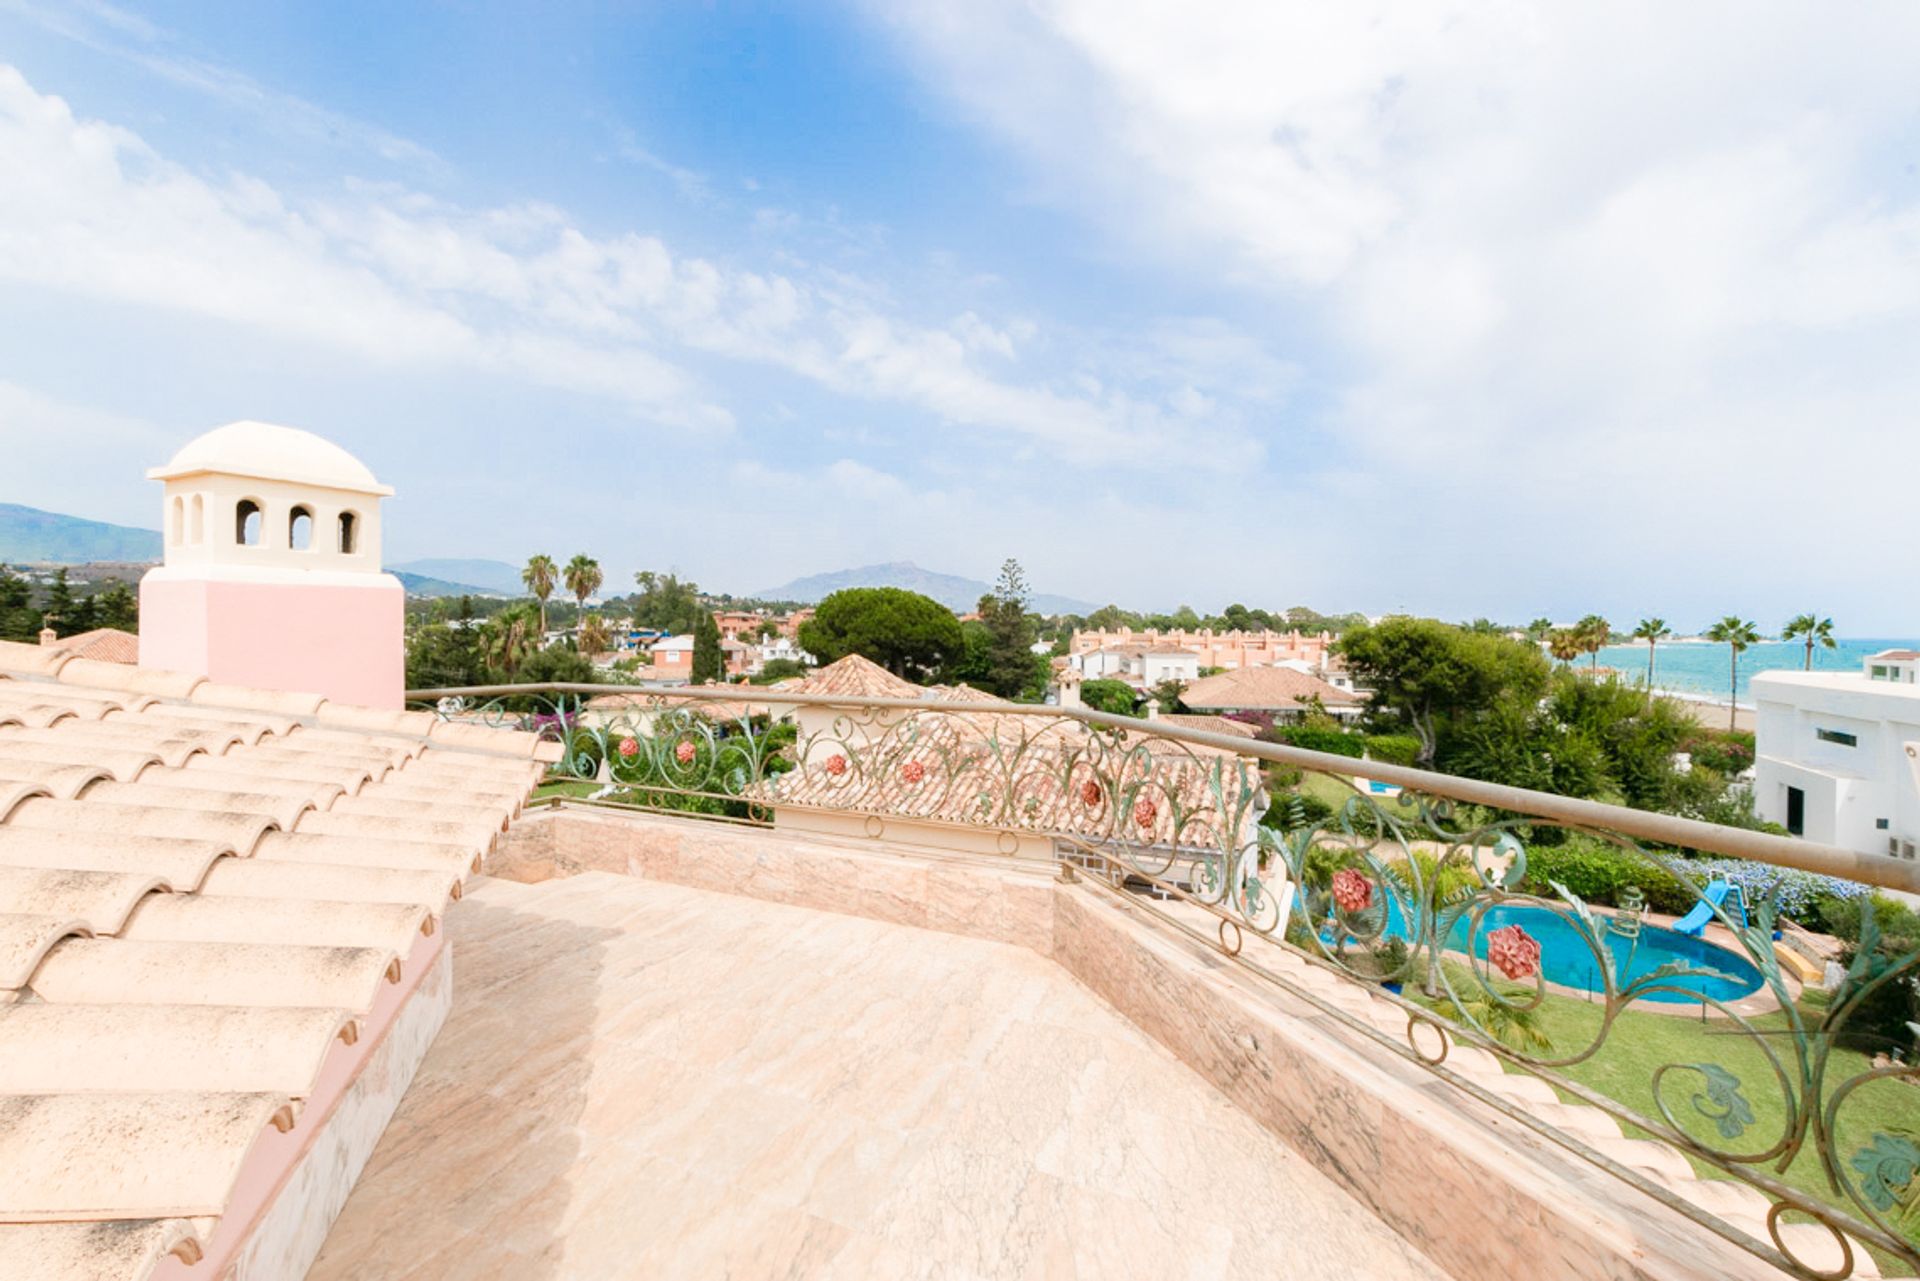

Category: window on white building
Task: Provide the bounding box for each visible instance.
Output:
[1815,728,1858,747]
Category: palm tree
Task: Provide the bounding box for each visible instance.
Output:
[1703,615,1760,732]
[1545,628,1582,665]
[1631,618,1672,687]
[1782,613,1836,671]
[577,612,612,657]
[480,608,537,679]
[564,554,603,626]
[522,554,557,637]
[1575,614,1611,673]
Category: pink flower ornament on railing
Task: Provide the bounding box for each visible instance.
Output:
[1486,923,1542,982]
[1079,779,1103,808]
[1330,868,1372,914]
[1133,797,1158,830]
[616,737,639,759]
[674,739,697,765]
[824,753,849,777]
[900,759,926,785]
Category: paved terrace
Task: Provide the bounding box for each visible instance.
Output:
[311,870,1447,1280]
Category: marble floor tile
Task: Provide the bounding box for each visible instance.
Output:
[309,873,1448,1281]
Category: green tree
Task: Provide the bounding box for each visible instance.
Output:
[44,568,78,637]
[1703,616,1761,732]
[1078,678,1141,717]
[1084,604,1134,631]
[976,558,1041,699]
[1574,614,1611,672]
[630,570,704,634]
[1148,677,1187,714]
[1545,627,1582,665]
[751,657,810,684]
[577,613,613,656]
[1631,617,1672,687]
[480,604,540,680]
[563,554,603,621]
[521,555,557,637]
[691,609,724,683]
[405,620,486,689]
[1524,618,1554,642]
[1337,618,1550,764]
[798,587,964,680]
[0,564,41,641]
[1782,613,1836,671]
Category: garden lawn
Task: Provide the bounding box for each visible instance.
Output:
[1458,979,1918,1264]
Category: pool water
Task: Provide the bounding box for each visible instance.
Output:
[1361,899,1765,1005]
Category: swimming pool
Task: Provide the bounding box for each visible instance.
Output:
[1360,899,1765,1004]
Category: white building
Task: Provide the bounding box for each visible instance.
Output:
[1752,649,1920,864]
[1068,645,1200,689]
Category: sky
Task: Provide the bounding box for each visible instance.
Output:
[1,2,1917,632]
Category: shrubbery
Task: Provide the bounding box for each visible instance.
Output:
[1078,678,1142,717]
[1361,734,1422,767]
[1518,837,1696,916]
[1268,724,1364,758]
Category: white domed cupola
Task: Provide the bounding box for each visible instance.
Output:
[147,420,394,571]
[140,422,405,708]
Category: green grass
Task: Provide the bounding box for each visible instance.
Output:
[531,779,600,801]
[1419,966,1919,1262]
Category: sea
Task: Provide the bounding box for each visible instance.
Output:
[1586,637,1920,706]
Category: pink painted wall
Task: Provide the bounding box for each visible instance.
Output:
[140,576,404,708]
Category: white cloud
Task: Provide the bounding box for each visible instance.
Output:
[0,63,1258,465]
[872,0,1920,629]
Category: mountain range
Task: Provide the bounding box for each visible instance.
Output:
[1,508,1101,614]
[752,561,1096,615]
[0,503,162,564]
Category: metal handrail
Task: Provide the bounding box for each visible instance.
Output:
[409,680,1918,894]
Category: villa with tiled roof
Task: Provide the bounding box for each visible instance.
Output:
[1178,665,1365,720]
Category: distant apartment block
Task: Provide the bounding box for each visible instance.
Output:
[1069,626,1335,672]
[1753,648,1920,863]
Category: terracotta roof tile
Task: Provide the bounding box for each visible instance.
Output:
[1177,666,1362,712]
[0,646,546,1273]
[39,629,140,667]
[789,653,925,700]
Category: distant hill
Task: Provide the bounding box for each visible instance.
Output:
[389,570,509,599]
[752,561,1096,615]
[385,558,522,596]
[0,503,161,564]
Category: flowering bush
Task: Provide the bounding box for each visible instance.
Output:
[617,737,639,759]
[824,753,849,777]
[1487,924,1541,981]
[1331,867,1373,914]
[1682,857,1868,921]
[900,759,926,784]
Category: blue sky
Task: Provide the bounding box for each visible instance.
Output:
[2,2,1917,632]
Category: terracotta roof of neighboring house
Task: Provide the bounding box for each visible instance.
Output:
[0,639,553,1278]
[40,628,140,665]
[1179,666,1362,712]
[789,654,924,701]
[586,685,773,725]
[648,635,694,653]
[1872,649,1920,661]
[931,683,1000,704]
[1157,714,1260,740]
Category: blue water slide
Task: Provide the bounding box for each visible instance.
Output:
[1672,879,1739,937]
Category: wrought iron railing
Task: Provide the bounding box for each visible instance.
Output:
[412,682,1920,1278]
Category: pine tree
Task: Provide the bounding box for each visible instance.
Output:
[44,568,77,637]
[978,558,1039,699]
[692,609,724,683]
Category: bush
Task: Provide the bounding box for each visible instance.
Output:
[1519,837,1694,915]
[1683,732,1756,775]
[1272,725,1364,758]
[1684,858,1870,925]
[1078,679,1142,717]
[1262,789,1334,831]
[1820,892,1920,945]
[1361,734,1422,767]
